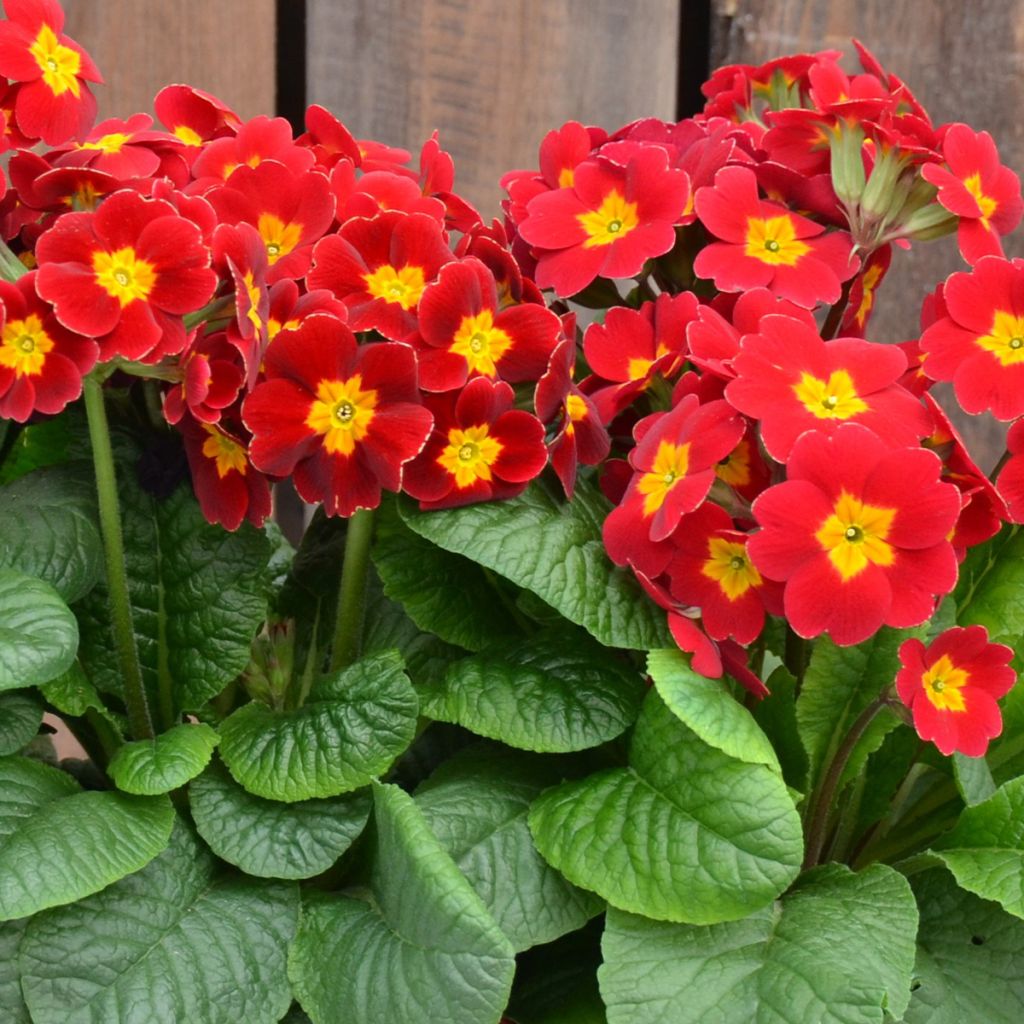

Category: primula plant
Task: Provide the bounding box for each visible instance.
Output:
[4,1,1024,1021]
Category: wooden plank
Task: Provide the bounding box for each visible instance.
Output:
[307,0,680,218]
[711,0,1022,463]
[61,0,277,122]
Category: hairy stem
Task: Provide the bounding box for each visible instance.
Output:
[83,375,154,740]
[330,508,375,673]
[820,274,856,341]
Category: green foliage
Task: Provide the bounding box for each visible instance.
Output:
[0,569,78,691]
[108,722,220,795]
[190,758,371,879]
[400,480,670,650]
[218,650,418,801]
[599,864,918,1023]
[528,691,803,924]
[0,756,173,920]
[288,783,515,1024]
[954,524,1024,647]
[19,820,298,1024]
[0,691,43,755]
[0,917,29,1024]
[415,746,602,951]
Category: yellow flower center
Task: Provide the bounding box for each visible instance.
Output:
[267,317,300,344]
[81,132,130,155]
[363,263,427,310]
[715,440,752,488]
[637,440,690,517]
[173,125,204,147]
[438,425,503,488]
[921,654,969,712]
[29,24,81,97]
[744,215,810,267]
[963,173,998,227]
[449,309,512,376]
[792,369,868,420]
[815,491,896,581]
[578,190,640,248]
[558,167,575,189]
[701,537,762,601]
[257,213,303,265]
[242,271,263,333]
[305,375,378,456]
[976,310,1024,367]
[92,247,157,306]
[0,314,55,378]
[201,426,249,478]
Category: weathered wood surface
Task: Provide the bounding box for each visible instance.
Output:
[712,0,1020,461]
[307,0,680,218]
[61,0,277,122]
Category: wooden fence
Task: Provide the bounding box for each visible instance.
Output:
[59,0,1016,453]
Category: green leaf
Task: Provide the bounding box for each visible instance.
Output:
[0,466,102,603]
[903,868,1024,1022]
[415,746,602,951]
[19,820,298,1024]
[75,477,269,711]
[0,569,78,692]
[108,722,220,795]
[0,691,43,755]
[953,752,996,807]
[954,523,1024,646]
[931,775,1024,919]
[528,691,803,924]
[190,757,371,879]
[219,650,418,801]
[0,755,173,920]
[0,917,30,1024]
[429,633,644,752]
[0,411,88,486]
[288,782,515,1024]
[400,480,670,650]
[751,665,810,792]
[647,648,779,769]
[374,498,524,651]
[39,661,104,717]
[797,627,913,793]
[599,863,918,1024]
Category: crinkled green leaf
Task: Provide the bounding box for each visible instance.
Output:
[955,523,1024,646]
[953,751,996,807]
[374,499,524,651]
[931,775,1024,919]
[647,648,779,769]
[289,782,515,1024]
[415,746,601,951]
[0,410,87,485]
[428,634,644,752]
[0,570,78,692]
[0,755,173,920]
[752,665,809,792]
[76,476,269,712]
[219,650,418,801]
[0,466,101,603]
[19,820,297,1024]
[599,863,918,1024]
[190,757,370,879]
[39,661,103,717]
[400,480,670,650]
[528,691,802,924]
[0,917,29,1024]
[108,722,219,795]
[0,691,43,755]
[797,628,913,793]
[903,868,1024,1022]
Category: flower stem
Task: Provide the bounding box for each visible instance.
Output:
[802,692,894,869]
[784,626,808,687]
[83,375,155,740]
[820,274,856,340]
[329,507,375,673]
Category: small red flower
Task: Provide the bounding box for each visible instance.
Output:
[517,146,690,297]
[920,256,1024,421]
[242,314,432,517]
[35,189,217,362]
[896,626,1016,757]
[416,257,561,392]
[748,424,960,646]
[162,330,244,427]
[0,271,97,421]
[0,0,102,145]
[694,165,856,308]
[725,313,932,461]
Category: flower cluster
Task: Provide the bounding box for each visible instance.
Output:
[0,4,1019,757]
